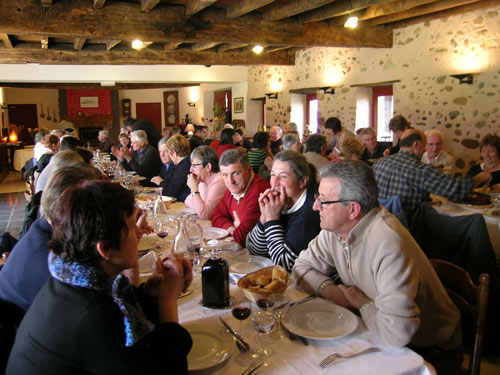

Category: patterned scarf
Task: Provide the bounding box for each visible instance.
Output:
[48,252,154,347]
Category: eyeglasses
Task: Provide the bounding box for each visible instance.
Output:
[314,194,351,208]
[191,163,202,167]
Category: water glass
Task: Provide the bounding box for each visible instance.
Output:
[251,310,276,358]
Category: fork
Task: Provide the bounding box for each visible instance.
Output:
[241,361,264,375]
[319,347,380,368]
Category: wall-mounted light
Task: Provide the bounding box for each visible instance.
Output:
[252,45,264,54]
[344,16,358,29]
[187,102,196,107]
[265,93,278,99]
[450,73,474,85]
[321,87,335,95]
[131,39,152,50]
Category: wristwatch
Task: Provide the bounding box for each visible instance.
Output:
[191,191,200,197]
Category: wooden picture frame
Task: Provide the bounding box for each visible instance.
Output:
[234,97,244,113]
[80,96,99,108]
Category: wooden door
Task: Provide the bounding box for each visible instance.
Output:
[136,102,162,131]
[8,104,38,130]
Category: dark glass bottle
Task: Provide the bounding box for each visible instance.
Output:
[202,250,229,308]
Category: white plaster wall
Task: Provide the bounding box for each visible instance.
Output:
[247,5,500,172]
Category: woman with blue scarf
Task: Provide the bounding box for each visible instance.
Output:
[7,181,193,374]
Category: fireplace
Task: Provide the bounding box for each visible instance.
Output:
[79,127,102,148]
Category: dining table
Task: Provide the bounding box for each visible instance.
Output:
[13,147,34,171]
[137,201,435,375]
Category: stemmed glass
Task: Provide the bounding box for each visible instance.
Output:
[154,215,171,252]
[232,299,252,334]
[251,308,276,358]
[272,296,290,340]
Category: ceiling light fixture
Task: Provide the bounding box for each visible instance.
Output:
[252,45,264,54]
[187,102,196,107]
[344,16,358,29]
[131,39,152,50]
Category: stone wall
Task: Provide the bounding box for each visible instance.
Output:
[248,5,500,173]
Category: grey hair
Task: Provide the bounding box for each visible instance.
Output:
[219,149,250,168]
[158,136,169,147]
[282,133,300,150]
[425,129,443,140]
[271,126,283,135]
[319,160,379,214]
[273,151,317,192]
[98,130,109,137]
[359,127,376,137]
[287,122,298,132]
[131,130,148,144]
[40,165,99,219]
[191,145,219,172]
[51,150,84,169]
[35,132,46,143]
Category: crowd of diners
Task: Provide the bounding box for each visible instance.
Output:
[1,115,500,374]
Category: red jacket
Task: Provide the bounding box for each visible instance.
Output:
[210,174,270,246]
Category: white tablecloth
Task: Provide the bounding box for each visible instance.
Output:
[13,148,34,171]
[435,202,500,261]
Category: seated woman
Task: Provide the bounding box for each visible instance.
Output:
[212,128,237,158]
[118,132,132,153]
[337,137,364,161]
[37,134,59,172]
[151,135,191,202]
[467,134,500,186]
[248,131,273,175]
[246,151,321,272]
[6,180,193,374]
[184,146,227,220]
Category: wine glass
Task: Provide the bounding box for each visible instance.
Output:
[272,296,290,340]
[251,309,276,358]
[154,215,171,252]
[255,292,276,311]
[232,299,252,333]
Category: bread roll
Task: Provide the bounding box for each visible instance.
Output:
[272,267,286,284]
[263,279,283,291]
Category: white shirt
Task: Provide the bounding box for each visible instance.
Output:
[422,150,455,176]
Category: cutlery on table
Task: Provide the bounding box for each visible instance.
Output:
[289,295,316,307]
[241,361,264,375]
[218,317,251,352]
[281,324,308,346]
[319,347,381,368]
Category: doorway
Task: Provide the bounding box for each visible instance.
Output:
[136,102,162,131]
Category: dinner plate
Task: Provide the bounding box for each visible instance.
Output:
[230,255,274,275]
[184,323,234,372]
[207,239,241,252]
[282,302,358,340]
[203,227,229,240]
[168,206,196,217]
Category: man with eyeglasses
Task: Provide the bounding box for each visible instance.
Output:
[292,160,462,375]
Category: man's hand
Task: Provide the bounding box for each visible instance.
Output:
[233,210,241,228]
[337,284,371,311]
[111,145,124,161]
[121,146,133,162]
[135,209,153,239]
[473,171,492,187]
[151,176,164,186]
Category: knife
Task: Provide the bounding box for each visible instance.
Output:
[290,295,316,307]
[282,324,309,346]
[218,317,251,351]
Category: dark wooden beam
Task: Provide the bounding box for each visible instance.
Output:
[41,0,52,6]
[164,42,182,50]
[262,0,336,21]
[191,41,220,51]
[299,0,394,23]
[218,43,248,52]
[0,34,13,48]
[185,0,218,16]
[0,0,392,48]
[105,40,121,50]
[41,36,49,49]
[93,0,106,8]
[226,0,275,18]
[74,37,86,50]
[140,0,160,13]
[0,82,200,90]
[0,46,296,65]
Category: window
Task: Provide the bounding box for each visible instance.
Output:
[372,86,393,142]
[306,94,318,133]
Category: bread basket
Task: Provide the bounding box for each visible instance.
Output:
[237,265,290,302]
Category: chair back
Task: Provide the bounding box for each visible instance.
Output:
[430,259,490,375]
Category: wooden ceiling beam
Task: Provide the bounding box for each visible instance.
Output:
[265,46,293,53]
[185,0,218,16]
[0,33,13,48]
[164,42,182,50]
[105,40,121,50]
[362,0,482,26]
[218,43,248,52]
[0,82,200,90]
[299,0,393,23]
[191,41,220,51]
[225,0,275,18]
[262,0,337,21]
[41,0,52,6]
[0,46,296,65]
[41,36,49,49]
[0,0,392,48]
[74,37,86,50]
[93,0,106,8]
[140,0,160,13]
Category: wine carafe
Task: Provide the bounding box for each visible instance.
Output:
[201,249,230,308]
[172,216,195,260]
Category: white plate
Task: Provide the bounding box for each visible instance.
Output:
[282,302,358,340]
[230,255,274,275]
[207,239,241,252]
[203,227,229,240]
[138,234,159,251]
[168,206,196,217]
[184,323,234,372]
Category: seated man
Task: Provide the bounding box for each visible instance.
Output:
[112,130,162,186]
[211,149,270,247]
[97,130,115,153]
[269,126,283,155]
[421,129,455,176]
[292,160,462,375]
[359,127,384,165]
[303,134,329,179]
[189,125,208,151]
[373,129,491,220]
[323,117,355,158]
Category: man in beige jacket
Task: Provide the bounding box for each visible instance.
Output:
[292,160,462,375]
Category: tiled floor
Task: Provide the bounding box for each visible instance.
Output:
[0,171,28,238]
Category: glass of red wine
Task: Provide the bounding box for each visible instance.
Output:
[154,215,170,252]
[232,300,252,333]
[255,292,276,311]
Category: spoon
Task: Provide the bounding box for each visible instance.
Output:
[40,102,45,118]
[46,105,52,121]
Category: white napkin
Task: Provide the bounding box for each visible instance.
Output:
[138,251,157,274]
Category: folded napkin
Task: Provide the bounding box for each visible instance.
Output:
[138,251,157,275]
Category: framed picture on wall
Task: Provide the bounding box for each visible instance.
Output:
[80,96,99,108]
[234,97,244,113]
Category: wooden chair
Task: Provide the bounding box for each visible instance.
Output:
[430,259,490,375]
